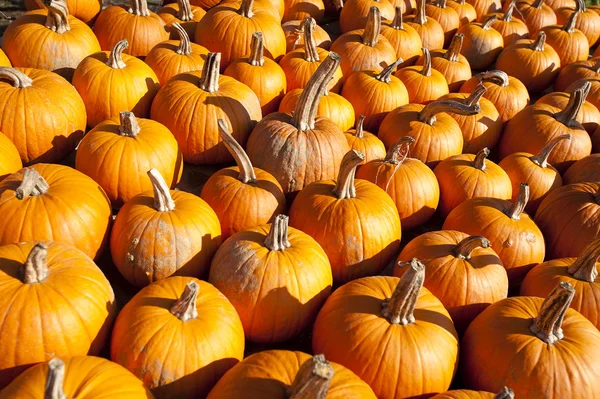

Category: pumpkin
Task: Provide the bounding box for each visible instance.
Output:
[330,7,396,80]
[24,0,101,23]
[200,121,285,239]
[75,112,183,208]
[151,52,262,164]
[379,98,479,167]
[448,0,478,27]
[396,232,507,334]
[434,148,512,218]
[0,132,22,181]
[73,40,160,128]
[564,154,600,184]
[416,34,471,92]
[542,11,589,67]
[1,0,100,81]
[456,15,504,70]
[339,0,395,33]
[343,115,386,163]
[282,18,332,52]
[542,0,576,11]
[111,277,244,398]
[157,0,206,40]
[395,48,450,104]
[426,0,461,46]
[208,352,376,399]
[556,0,600,47]
[405,0,446,50]
[0,50,10,67]
[459,70,529,123]
[0,242,116,388]
[486,1,529,46]
[312,260,459,398]
[594,124,600,153]
[340,58,409,132]
[391,0,417,14]
[467,0,500,18]
[224,33,287,115]
[356,136,440,230]
[195,0,286,71]
[145,23,209,86]
[500,84,591,172]
[515,0,557,36]
[555,58,600,92]
[536,88,600,134]
[0,357,153,399]
[444,183,545,286]
[283,0,326,22]
[279,18,343,93]
[221,0,285,20]
[461,282,600,397]
[568,78,600,110]
[94,0,169,58]
[498,134,570,214]
[432,388,514,399]
[380,6,423,67]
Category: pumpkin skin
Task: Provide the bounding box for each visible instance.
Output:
[339,0,395,33]
[343,116,386,163]
[431,388,513,399]
[356,136,440,230]
[486,2,529,46]
[151,53,262,165]
[111,277,245,398]
[564,154,600,185]
[75,113,183,208]
[416,33,471,92]
[0,356,153,399]
[537,90,599,134]
[282,19,332,52]
[381,7,422,68]
[73,40,160,128]
[283,0,326,23]
[222,0,284,20]
[94,1,169,58]
[567,78,600,111]
[396,231,507,335]
[448,0,478,27]
[395,48,450,104]
[456,16,504,70]
[541,13,589,67]
[554,58,600,92]
[208,351,376,399]
[0,50,10,67]
[0,132,22,181]
[543,0,576,11]
[209,215,332,343]
[516,0,557,36]
[405,0,446,50]
[467,0,501,17]
[0,242,116,388]
[556,1,600,47]
[25,0,102,24]
[2,2,100,81]
[157,0,206,40]
[426,0,461,46]
[0,68,86,164]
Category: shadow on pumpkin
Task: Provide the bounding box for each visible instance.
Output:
[25,131,85,166]
[131,77,161,118]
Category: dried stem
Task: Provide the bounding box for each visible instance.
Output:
[16,168,50,199]
[477,70,509,87]
[264,214,291,251]
[119,111,141,137]
[414,0,427,25]
[391,6,403,29]
[567,239,600,283]
[376,58,403,83]
[555,82,589,127]
[532,0,545,9]
[171,23,192,55]
[530,134,571,168]
[419,99,480,125]
[472,147,490,171]
[147,169,176,212]
[332,150,366,200]
[506,183,529,220]
[303,18,320,62]
[494,387,515,399]
[482,15,497,29]
[218,119,256,183]
[464,83,487,107]
[45,0,70,34]
[199,52,220,93]
[239,0,254,17]
[563,10,579,33]
[453,236,490,260]
[249,32,264,66]
[502,1,516,21]
[0,67,33,88]
[21,243,49,284]
[530,282,575,344]
[288,355,334,399]
[45,358,67,399]
[421,48,432,77]
[382,258,425,325]
[107,40,128,69]
[531,31,547,51]
[170,281,199,321]
[128,0,151,16]
[384,136,416,164]
[362,6,381,47]
[446,34,463,62]
[435,0,448,7]
[176,0,194,21]
[354,115,366,138]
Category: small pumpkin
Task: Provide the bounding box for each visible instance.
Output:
[432,388,514,399]
[542,0,576,11]
[556,0,600,47]
[456,15,504,70]
[0,132,22,181]
[448,0,478,27]
[467,0,501,18]
[536,87,600,134]
[542,11,589,67]
[343,115,386,163]
[515,0,557,36]
[486,1,529,46]
[24,0,101,24]
[339,0,395,33]
[564,154,600,185]
[567,78,600,110]
[426,0,461,46]
[157,0,206,40]
[279,88,356,131]
[282,18,332,52]
[555,57,600,92]
[395,48,450,104]
[405,0,446,50]
[283,0,326,23]
[415,34,471,92]
[381,6,423,67]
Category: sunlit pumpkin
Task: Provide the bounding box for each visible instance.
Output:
[339,0,395,32]
[431,387,514,399]
[283,0,326,22]
[416,33,471,92]
[343,115,386,163]
[555,57,600,92]
[456,15,504,70]
[395,48,450,104]
[405,0,446,50]
[467,0,500,18]
[542,11,589,67]
[282,18,332,52]
[486,1,529,46]
[279,88,356,131]
[448,0,477,27]
[426,0,461,46]
[381,6,423,67]
[516,0,557,36]
[564,154,600,185]
[157,0,206,40]
[536,88,600,134]
[556,0,600,47]
[0,133,21,182]
[24,0,102,24]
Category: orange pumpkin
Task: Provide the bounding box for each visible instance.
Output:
[221,0,285,20]
[568,77,600,110]
[486,1,529,46]
[339,0,395,33]
[312,261,459,398]
[564,154,600,184]
[0,50,10,67]
[73,40,160,128]
[279,88,356,131]
[111,277,244,398]
[432,388,514,399]
[536,88,600,134]
[556,0,600,46]
[542,0,576,11]
[467,0,500,18]
[416,34,471,92]
[426,0,461,46]
[0,242,116,388]
[0,132,22,182]
[405,0,446,49]
[542,11,589,67]
[158,0,206,40]
[381,9,422,70]
[515,0,557,36]
[282,18,332,52]
[555,57,600,92]
[395,48,450,104]
[456,15,504,70]
[25,0,102,24]
[448,0,478,27]
[283,0,326,22]
[343,115,386,163]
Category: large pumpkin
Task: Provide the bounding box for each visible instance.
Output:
[279,88,356,131]
[564,154,600,184]
[542,11,589,67]
[486,1,529,46]
[432,388,514,399]
[381,6,423,67]
[0,132,22,181]
[456,16,504,70]
[395,48,450,104]
[157,0,206,40]
[339,0,395,33]
[343,115,386,163]
[151,52,262,165]
[416,33,471,92]
[0,242,116,388]
[111,277,245,398]
[405,0,446,50]
[555,58,600,92]
[556,0,600,46]
[516,0,557,36]
[537,89,600,134]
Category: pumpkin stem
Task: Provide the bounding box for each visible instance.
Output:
[106,40,128,69]
[419,99,480,125]
[45,358,67,399]
[554,82,590,127]
[264,214,291,251]
[464,83,487,107]
[239,0,254,18]
[21,243,49,284]
[592,59,600,73]
[172,23,192,55]
[531,31,547,51]
[563,10,579,33]
[147,169,176,212]
[16,168,50,199]
[530,134,571,168]
[506,183,529,220]
[482,14,497,30]
[414,0,427,25]
[532,0,545,9]
[292,52,341,131]
[199,52,221,93]
[567,239,600,283]
[385,136,415,164]
[354,115,366,138]
[576,0,586,12]
[421,48,432,77]
[446,34,463,62]
[435,0,448,8]
[502,1,516,21]
[376,58,403,82]
[478,70,509,87]
[453,236,491,260]
[249,32,265,66]
[382,258,425,325]
[530,282,575,344]
[45,0,70,34]
[332,150,366,199]
[128,0,151,16]
[218,119,257,183]
[472,147,490,171]
[494,387,515,399]
[363,7,381,47]
[176,0,194,21]
[303,18,320,63]
[288,355,334,399]
[170,280,199,321]
[391,6,403,29]
[0,67,33,88]
[119,111,141,137]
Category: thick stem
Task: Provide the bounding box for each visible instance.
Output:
[502,1,516,21]
[532,0,545,9]
[16,168,50,200]
[419,99,480,125]
[303,18,320,62]
[563,9,579,33]
[147,169,176,212]
[376,58,403,82]
[176,0,194,21]
[385,136,416,164]
[530,282,575,344]
[332,150,365,199]
[453,236,490,260]
[414,0,427,25]
[391,6,403,29]
[249,32,265,66]
[21,243,49,284]
[421,48,432,77]
[382,258,425,325]
[482,15,497,30]
[506,183,529,220]
[45,358,66,399]
[45,0,70,34]
[472,147,490,171]
[119,111,141,137]
[362,7,381,47]
[199,52,220,93]
[592,59,600,73]
[494,387,515,399]
[171,23,192,55]
[0,67,33,88]
[464,82,487,106]
[170,281,199,321]
[218,119,257,183]
[239,0,254,18]
[477,70,509,87]
[567,239,600,283]
[288,355,334,399]
[576,0,586,12]
[264,214,291,251]
[554,82,589,127]
[446,34,463,62]
[435,0,447,8]
[106,40,128,69]
[530,134,571,168]
[531,31,547,51]
[128,0,151,16]
[354,115,366,138]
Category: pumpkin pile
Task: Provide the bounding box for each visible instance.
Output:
[2,0,600,396]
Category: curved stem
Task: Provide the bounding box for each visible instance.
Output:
[530,134,571,168]
[45,0,70,34]
[567,239,600,283]
[446,34,463,62]
[303,18,320,63]
[494,387,515,399]
[531,31,547,51]
[45,358,66,399]
[453,236,490,260]
[576,0,586,12]
[530,282,575,344]
[435,0,447,7]
[199,52,220,93]
[119,111,140,137]
[384,136,415,164]
[477,70,509,87]
[391,6,403,29]
[472,147,490,171]
[555,82,589,127]
[106,40,128,69]
[333,150,366,199]
[218,119,256,183]
[502,1,516,21]
[249,32,264,66]
[21,243,49,284]
[170,281,199,321]
[16,168,49,200]
[414,0,427,25]
[592,59,600,73]
[239,0,254,18]
[176,0,194,21]
[376,58,403,83]
[563,10,579,33]
[482,15,497,30]
[421,48,432,77]
[0,67,33,88]
[171,23,192,55]
[264,214,291,251]
[354,115,366,138]
[506,183,529,220]
[419,99,480,125]
[464,82,487,106]
[382,258,425,325]
[532,0,545,9]
[147,169,176,212]
[288,355,334,399]
[362,6,381,47]
[128,0,151,16]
